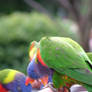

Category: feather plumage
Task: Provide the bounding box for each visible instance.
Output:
[38,37,92,91]
[0,69,32,92]
[27,36,92,92]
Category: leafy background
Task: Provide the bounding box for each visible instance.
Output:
[0,12,79,74]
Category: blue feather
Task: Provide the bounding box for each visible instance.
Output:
[27,56,54,89]
[27,57,51,79]
[3,73,32,92]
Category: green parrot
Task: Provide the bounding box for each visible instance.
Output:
[37,37,92,91]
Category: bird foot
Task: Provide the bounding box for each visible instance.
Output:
[42,83,70,92]
[43,82,57,92]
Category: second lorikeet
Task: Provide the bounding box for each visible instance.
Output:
[0,69,32,92]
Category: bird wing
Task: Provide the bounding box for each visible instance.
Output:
[39,37,92,69]
[39,37,92,85]
[87,52,92,62]
[55,68,92,85]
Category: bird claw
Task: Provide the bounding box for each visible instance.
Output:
[43,82,57,92]
[42,83,70,92]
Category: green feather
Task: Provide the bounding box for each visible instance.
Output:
[52,71,64,88]
[0,69,11,83]
[87,52,92,62]
[0,69,18,84]
[83,84,92,92]
[39,37,92,89]
[57,68,92,85]
[40,37,91,69]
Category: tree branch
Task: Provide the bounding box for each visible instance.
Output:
[56,0,80,21]
[24,0,49,14]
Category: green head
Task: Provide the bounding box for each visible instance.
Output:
[0,69,18,84]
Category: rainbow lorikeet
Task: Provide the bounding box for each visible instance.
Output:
[26,41,52,86]
[0,69,32,92]
[26,37,92,92]
[26,40,76,91]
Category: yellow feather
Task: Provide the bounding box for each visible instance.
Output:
[3,70,17,84]
[29,47,37,59]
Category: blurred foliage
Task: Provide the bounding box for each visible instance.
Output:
[0,12,80,74]
[57,18,80,42]
[0,0,66,16]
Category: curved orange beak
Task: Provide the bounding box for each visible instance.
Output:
[25,77,35,86]
[39,76,48,86]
